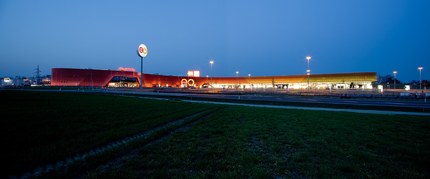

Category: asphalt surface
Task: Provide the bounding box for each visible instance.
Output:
[101,89,430,110]
[181,100,430,116]
[8,88,430,114]
[90,90,430,111]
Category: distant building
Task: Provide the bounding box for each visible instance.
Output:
[1,77,14,86]
[14,76,31,87]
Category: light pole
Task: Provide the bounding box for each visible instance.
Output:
[209,60,214,87]
[248,74,251,90]
[236,71,239,88]
[306,56,311,90]
[418,66,423,90]
[393,70,397,89]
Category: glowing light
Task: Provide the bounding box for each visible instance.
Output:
[187,71,193,76]
[187,70,200,77]
[188,79,195,86]
[3,77,12,83]
[194,71,200,77]
[118,67,136,72]
[378,85,384,93]
[181,79,188,84]
[405,85,410,91]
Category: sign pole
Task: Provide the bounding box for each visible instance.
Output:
[137,43,148,89]
[140,57,143,89]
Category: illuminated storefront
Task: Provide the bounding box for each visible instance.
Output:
[51,68,376,89]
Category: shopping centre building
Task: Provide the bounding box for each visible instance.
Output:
[51,68,376,90]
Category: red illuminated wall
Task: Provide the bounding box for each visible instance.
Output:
[51,68,206,87]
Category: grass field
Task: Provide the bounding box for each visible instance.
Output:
[1,90,429,178]
[0,90,213,177]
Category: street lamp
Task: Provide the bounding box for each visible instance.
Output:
[306,56,311,90]
[236,71,239,88]
[209,60,214,87]
[393,70,397,89]
[418,66,423,90]
[248,74,251,90]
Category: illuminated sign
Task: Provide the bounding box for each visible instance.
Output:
[181,78,195,87]
[194,71,200,77]
[187,70,200,77]
[118,67,136,72]
[137,44,148,58]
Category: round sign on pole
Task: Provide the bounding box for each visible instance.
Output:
[138,44,148,58]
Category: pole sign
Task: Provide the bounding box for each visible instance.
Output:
[138,44,148,58]
[137,43,147,89]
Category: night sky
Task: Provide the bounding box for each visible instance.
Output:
[1,0,429,82]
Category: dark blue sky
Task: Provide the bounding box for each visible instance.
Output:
[1,0,429,81]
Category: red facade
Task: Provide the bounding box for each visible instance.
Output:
[51,68,207,87]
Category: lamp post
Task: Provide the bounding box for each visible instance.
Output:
[418,66,423,90]
[209,60,214,87]
[236,71,239,88]
[393,70,397,89]
[248,74,251,91]
[306,56,311,90]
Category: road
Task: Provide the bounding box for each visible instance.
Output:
[181,100,430,116]
[8,88,430,114]
[98,88,430,111]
